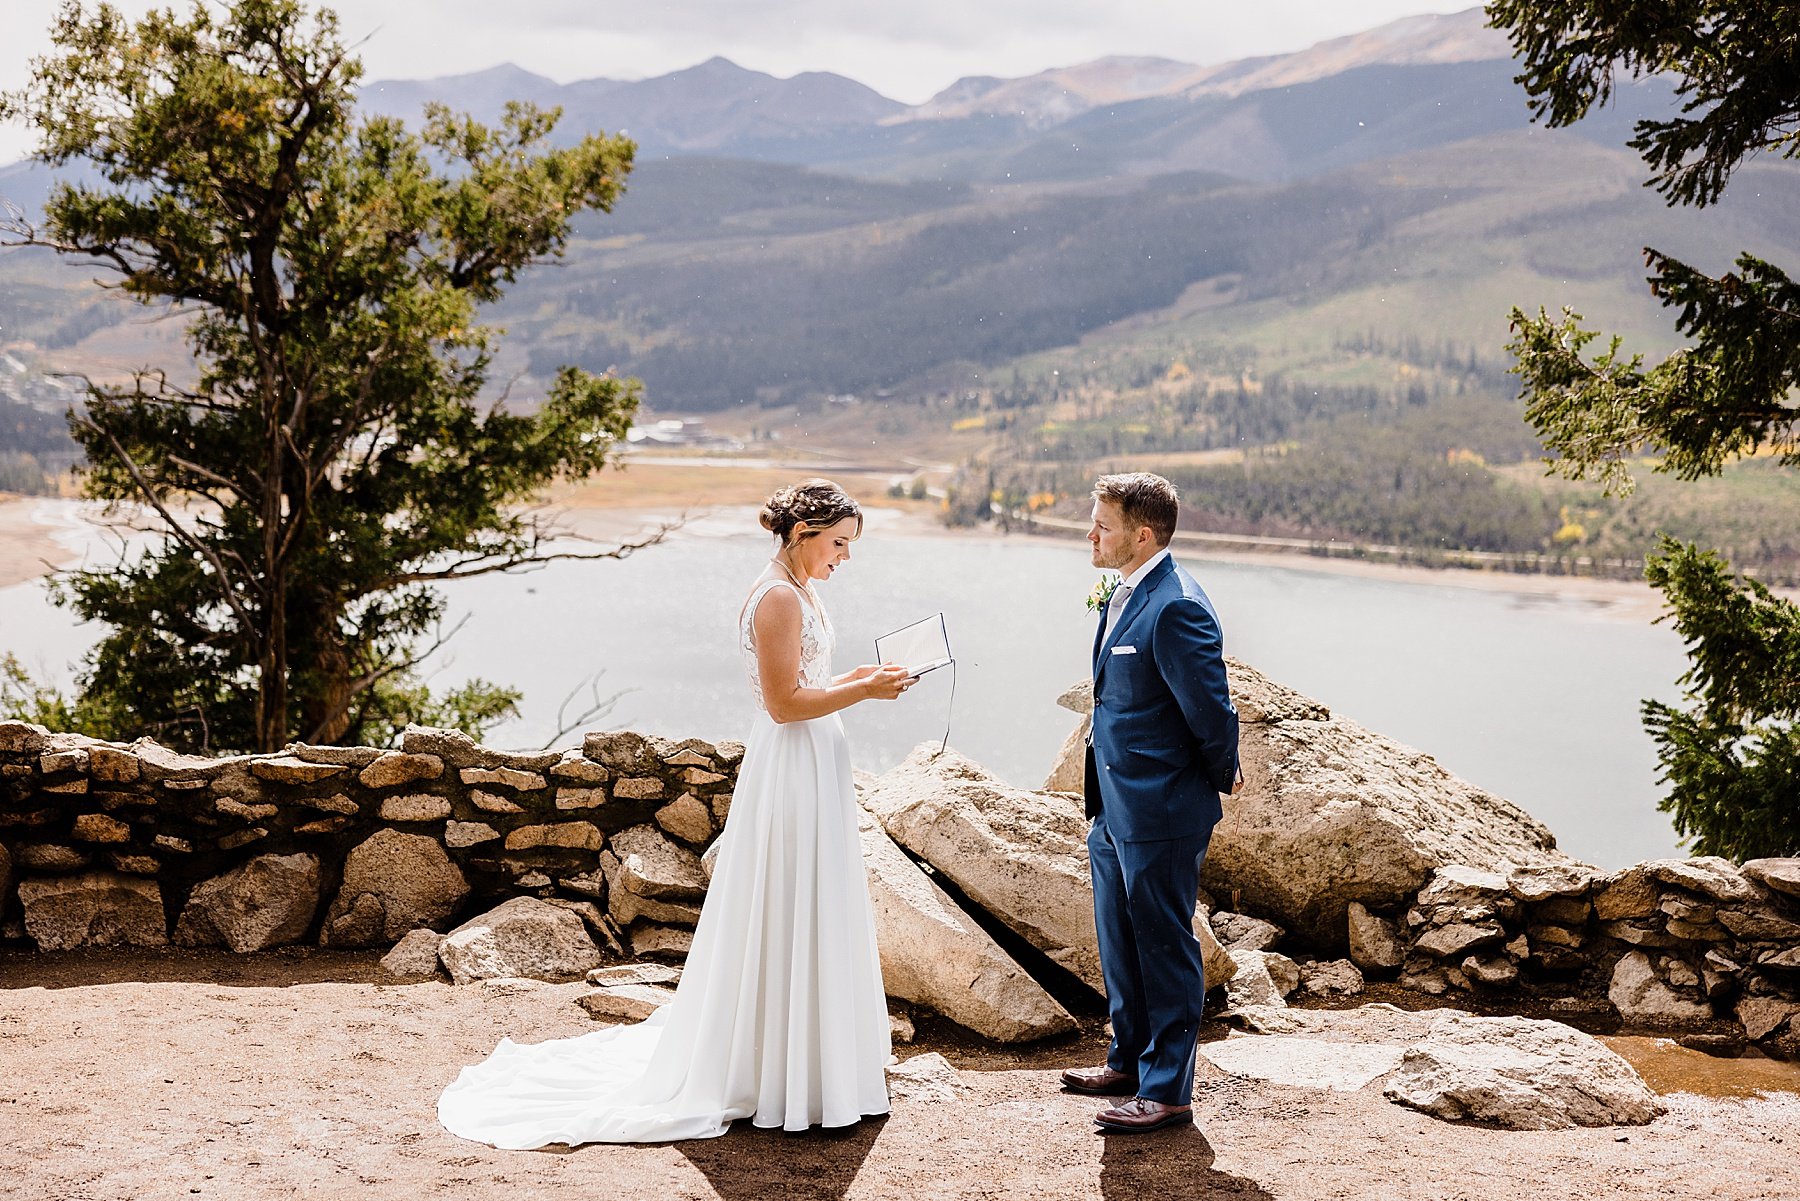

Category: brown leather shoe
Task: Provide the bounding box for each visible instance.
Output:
[1094,1096,1194,1133]
[1059,1065,1138,1096]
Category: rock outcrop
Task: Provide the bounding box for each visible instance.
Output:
[859,811,1075,1043]
[1050,662,1568,947]
[1209,660,1570,945]
[1041,682,1092,793]
[862,745,1235,997]
[861,746,1103,988]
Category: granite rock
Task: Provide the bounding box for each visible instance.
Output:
[438,896,602,985]
[381,928,447,979]
[321,830,468,947]
[19,871,168,950]
[1204,659,1568,945]
[1382,1012,1665,1130]
[1609,951,1715,1026]
[859,810,1075,1043]
[174,853,321,953]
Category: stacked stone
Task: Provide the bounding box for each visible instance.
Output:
[0,719,741,961]
[1393,856,1800,1056]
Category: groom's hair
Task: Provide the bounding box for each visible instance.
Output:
[1093,473,1179,546]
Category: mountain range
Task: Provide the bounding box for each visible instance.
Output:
[2,6,1791,426]
[355,8,1517,161]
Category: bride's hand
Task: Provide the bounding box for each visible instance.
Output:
[842,664,881,683]
[860,664,913,700]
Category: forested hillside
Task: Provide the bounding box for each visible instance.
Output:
[5,9,1799,573]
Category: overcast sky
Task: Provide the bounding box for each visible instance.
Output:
[2,1,1480,164]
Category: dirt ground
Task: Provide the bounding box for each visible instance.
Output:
[2,947,1796,1201]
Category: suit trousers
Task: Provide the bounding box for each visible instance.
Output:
[1086,808,1212,1106]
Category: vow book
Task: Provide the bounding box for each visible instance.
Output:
[875,612,954,679]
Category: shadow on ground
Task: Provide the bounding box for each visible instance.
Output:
[1100,1126,1275,1199]
[677,1117,886,1201]
[0,945,391,989]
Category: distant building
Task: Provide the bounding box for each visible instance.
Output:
[625,418,741,450]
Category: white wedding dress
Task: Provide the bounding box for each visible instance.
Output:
[437,578,891,1146]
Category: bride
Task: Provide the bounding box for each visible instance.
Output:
[438,479,913,1146]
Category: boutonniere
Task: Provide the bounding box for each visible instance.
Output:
[1085,573,1122,613]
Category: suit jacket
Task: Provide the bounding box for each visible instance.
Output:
[1085,554,1238,842]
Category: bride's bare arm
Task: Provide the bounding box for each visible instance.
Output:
[753,587,909,723]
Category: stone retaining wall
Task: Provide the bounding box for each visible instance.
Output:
[1372,858,1800,1057]
[0,720,741,959]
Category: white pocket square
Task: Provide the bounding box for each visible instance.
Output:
[1110,645,1137,655]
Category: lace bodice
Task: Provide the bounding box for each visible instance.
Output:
[740,578,835,711]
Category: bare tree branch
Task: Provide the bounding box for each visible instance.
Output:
[379,518,680,587]
[533,670,630,750]
[79,415,261,634]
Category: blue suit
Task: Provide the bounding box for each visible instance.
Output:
[1084,553,1238,1105]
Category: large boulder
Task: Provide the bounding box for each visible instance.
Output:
[1041,719,1088,793]
[438,897,603,985]
[18,871,168,950]
[173,853,321,953]
[1206,658,1572,945]
[862,746,1101,987]
[1382,1012,1665,1130]
[320,829,468,947]
[863,745,1235,996]
[1042,681,1093,793]
[859,811,1075,1043]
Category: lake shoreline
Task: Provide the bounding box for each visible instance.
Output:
[543,493,1685,626]
[0,489,1690,625]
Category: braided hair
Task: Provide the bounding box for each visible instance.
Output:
[759,478,863,546]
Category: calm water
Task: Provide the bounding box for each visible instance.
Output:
[0,503,1689,867]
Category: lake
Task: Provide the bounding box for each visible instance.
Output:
[0,502,1690,868]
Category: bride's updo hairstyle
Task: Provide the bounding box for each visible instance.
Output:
[760,478,863,547]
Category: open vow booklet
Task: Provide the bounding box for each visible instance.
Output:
[875,613,954,679]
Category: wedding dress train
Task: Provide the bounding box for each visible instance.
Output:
[437,579,890,1146]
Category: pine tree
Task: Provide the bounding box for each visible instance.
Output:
[0,1,649,752]
[1489,0,1800,858]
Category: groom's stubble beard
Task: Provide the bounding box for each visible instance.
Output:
[1092,537,1133,572]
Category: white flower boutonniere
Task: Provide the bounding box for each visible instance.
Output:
[1086,573,1122,613]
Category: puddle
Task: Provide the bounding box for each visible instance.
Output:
[1604,1036,1800,1099]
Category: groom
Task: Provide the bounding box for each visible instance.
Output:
[1062,472,1239,1133]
